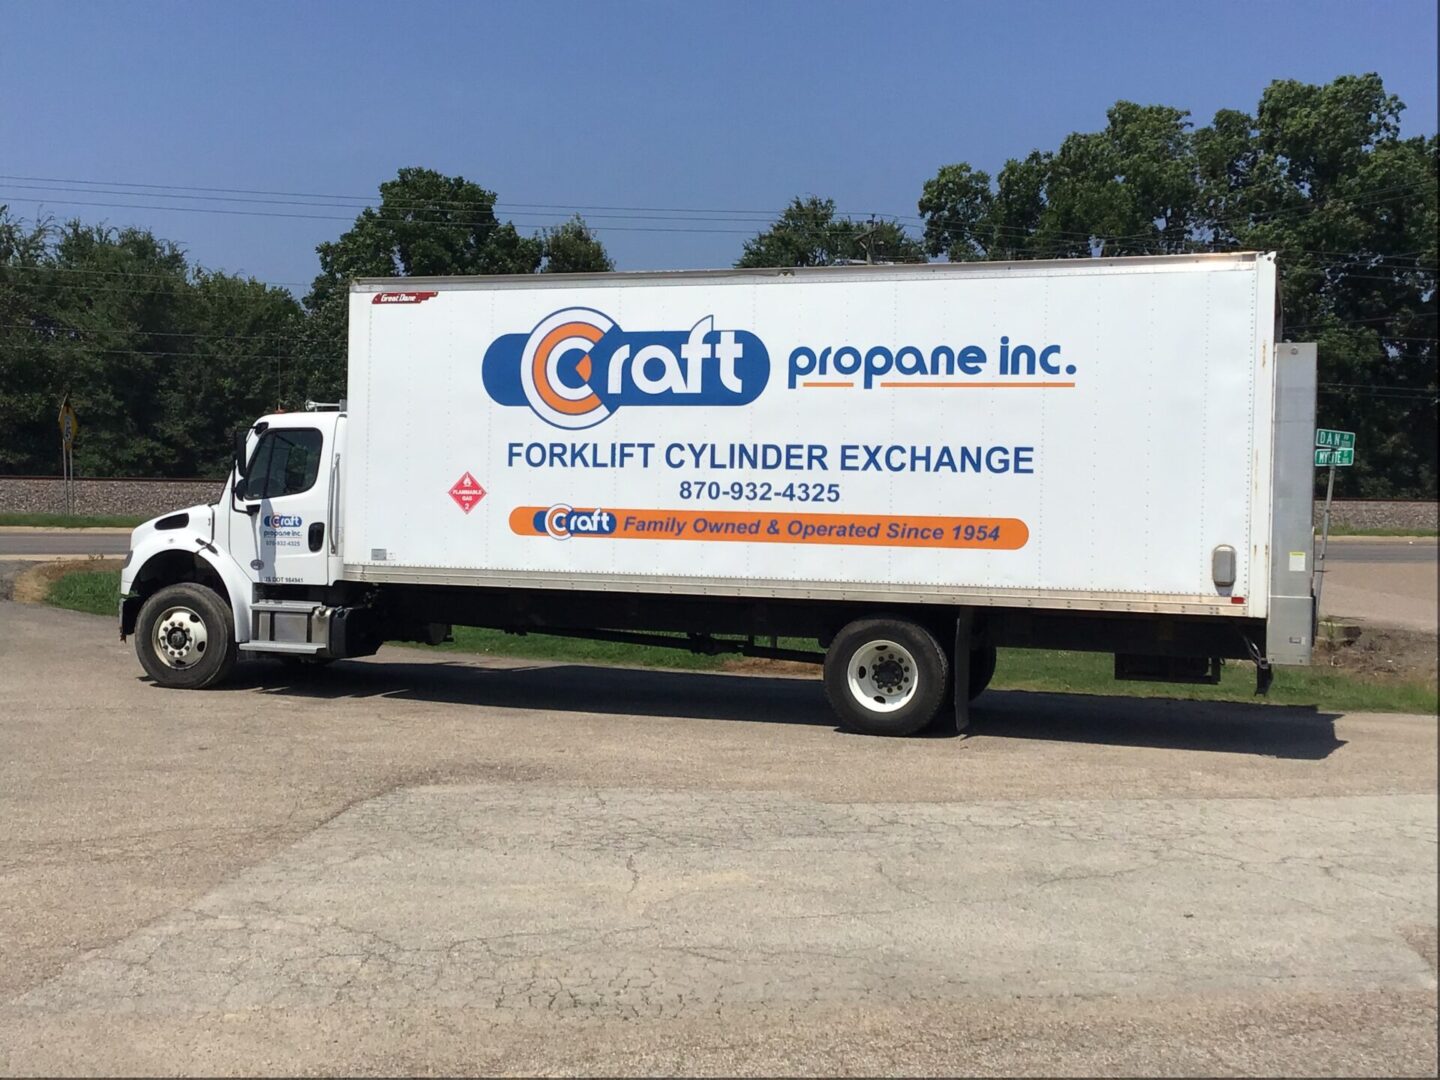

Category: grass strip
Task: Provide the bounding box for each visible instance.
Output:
[45,569,122,616]
[1323,525,1436,538]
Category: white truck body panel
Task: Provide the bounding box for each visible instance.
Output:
[343,254,1278,616]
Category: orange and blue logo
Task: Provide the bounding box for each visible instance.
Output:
[534,504,617,540]
[483,307,769,429]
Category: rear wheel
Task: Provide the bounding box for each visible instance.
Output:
[824,617,948,736]
[135,583,238,689]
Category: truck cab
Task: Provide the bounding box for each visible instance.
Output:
[120,409,352,688]
[226,411,345,589]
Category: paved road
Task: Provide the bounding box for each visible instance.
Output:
[1324,539,1438,564]
[0,530,130,557]
[1320,540,1438,633]
[0,599,1434,1076]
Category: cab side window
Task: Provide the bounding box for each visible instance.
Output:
[241,428,323,500]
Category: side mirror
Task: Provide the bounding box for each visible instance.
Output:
[233,430,249,481]
[231,431,259,512]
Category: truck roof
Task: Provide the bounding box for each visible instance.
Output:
[351,250,1273,292]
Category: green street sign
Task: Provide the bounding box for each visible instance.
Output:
[1315,428,1356,450]
[1315,447,1355,467]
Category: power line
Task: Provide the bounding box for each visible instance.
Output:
[6,249,1432,292]
[1319,381,1439,392]
[0,181,793,227]
[0,172,886,220]
[0,342,333,362]
[0,321,300,344]
[0,194,767,234]
[1287,313,1437,328]
[4,173,1434,253]
[1,262,311,289]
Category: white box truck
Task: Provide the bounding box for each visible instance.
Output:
[120,252,1317,735]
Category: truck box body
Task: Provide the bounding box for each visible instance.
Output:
[343,254,1281,618]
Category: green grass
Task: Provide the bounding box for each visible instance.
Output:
[420,626,781,670]
[0,512,146,528]
[46,569,120,616]
[991,648,1436,714]
[1324,525,1437,537]
[44,568,1436,714]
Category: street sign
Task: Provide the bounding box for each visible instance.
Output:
[57,398,79,446]
[1315,448,1354,467]
[1315,428,1355,450]
[57,394,80,515]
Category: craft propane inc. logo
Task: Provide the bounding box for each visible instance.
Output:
[534,504,617,540]
[482,307,769,429]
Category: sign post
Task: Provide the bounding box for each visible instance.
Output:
[1312,429,1356,621]
[57,395,79,516]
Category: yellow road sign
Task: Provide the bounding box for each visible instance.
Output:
[58,399,79,445]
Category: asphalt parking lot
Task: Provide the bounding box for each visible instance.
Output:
[1,598,1435,1076]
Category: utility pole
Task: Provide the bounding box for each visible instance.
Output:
[854,217,879,265]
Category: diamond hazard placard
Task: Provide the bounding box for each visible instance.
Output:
[448,472,487,514]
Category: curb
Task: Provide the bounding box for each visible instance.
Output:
[0,526,134,534]
[0,554,125,562]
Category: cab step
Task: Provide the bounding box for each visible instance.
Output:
[249,599,331,654]
[239,640,326,655]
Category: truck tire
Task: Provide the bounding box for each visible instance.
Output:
[135,583,238,690]
[968,644,997,701]
[824,617,949,736]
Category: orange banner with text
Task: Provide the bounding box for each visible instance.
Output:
[510,505,1028,549]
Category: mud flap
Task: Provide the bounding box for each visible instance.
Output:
[953,608,974,734]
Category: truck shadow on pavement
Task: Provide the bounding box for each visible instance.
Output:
[214,657,1347,761]
[969,690,1345,759]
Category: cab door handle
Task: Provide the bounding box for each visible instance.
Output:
[308,522,324,552]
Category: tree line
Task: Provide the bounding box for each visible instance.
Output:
[1,74,1434,495]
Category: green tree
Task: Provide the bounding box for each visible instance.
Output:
[0,210,57,472]
[918,163,997,261]
[540,215,614,274]
[298,168,612,398]
[916,74,1438,496]
[1196,75,1437,497]
[0,208,300,477]
[737,197,925,268]
[157,269,304,475]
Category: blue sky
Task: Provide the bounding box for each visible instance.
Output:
[2,0,1435,290]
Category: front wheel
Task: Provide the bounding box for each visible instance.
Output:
[824,617,949,736]
[135,583,238,689]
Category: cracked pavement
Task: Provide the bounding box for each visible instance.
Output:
[0,599,1436,1075]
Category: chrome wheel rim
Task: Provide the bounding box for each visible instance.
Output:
[153,605,208,669]
[846,639,918,713]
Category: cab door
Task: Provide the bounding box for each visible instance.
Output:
[234,421,335,586]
